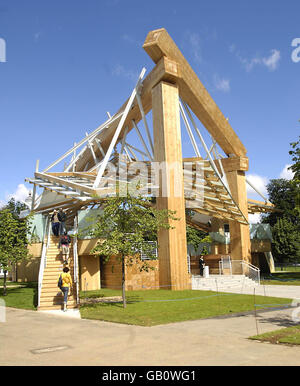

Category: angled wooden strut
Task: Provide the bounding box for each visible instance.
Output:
[143,28,247,157]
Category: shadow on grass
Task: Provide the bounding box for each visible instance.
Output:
[81,294,143,308]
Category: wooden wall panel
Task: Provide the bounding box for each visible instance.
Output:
[79,255,101,291]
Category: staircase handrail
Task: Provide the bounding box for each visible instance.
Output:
[218,257,260,285]
[73,216,79,306]
[241,260,260,285]
[37,216,51,307]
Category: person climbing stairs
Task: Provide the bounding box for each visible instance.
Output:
[38,235,78,311]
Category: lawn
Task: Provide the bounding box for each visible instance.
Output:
[250,325,300,345]
[79,288,291,326]
[0,281,38,310]
[261,272,300,286]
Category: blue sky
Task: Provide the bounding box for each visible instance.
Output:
[0,0,299,209]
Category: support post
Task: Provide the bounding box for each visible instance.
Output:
[152,81,190,290]
[222,157,251,263]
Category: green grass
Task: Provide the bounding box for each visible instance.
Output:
[79,288,291,326]
[0,282,38,310]
[275,266,300,272]
[250,325,300,345]
[0,278,28,286]
[261,272,300,286]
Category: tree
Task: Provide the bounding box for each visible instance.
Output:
[288,135,300,214]
[186,225,211,255]
[289,135,300,180]
[186,226,207,251]
[262,179,299,262]
[0,208,31,295]
[86,194,178,308]
[4,198,27,219]
[262,179,298,227]
[272,217,300,263]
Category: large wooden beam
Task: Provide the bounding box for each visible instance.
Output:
[143,28,247,157]
[152,81,190,290]
[221,158,251,262]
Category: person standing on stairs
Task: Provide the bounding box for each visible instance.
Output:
[199,255,205,276]
[51,210,60,237]
[58,266,73,312]
[58,208,67,235]
[59,231,71,265]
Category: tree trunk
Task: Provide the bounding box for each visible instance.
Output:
[3,270,7,296]
[122,256,126,308]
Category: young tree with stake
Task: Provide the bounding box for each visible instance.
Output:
[85,194,178,308]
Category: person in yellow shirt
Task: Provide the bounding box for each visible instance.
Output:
[58,266,73,312]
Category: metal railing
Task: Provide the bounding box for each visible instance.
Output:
[73,216,80,306]
[37,216,51,307]
[219,256,260,285]
[140,241,158,261]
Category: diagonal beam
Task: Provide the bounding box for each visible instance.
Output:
[75,56,180,172]
[132,120,153,160]
[93,67,147,188]
[43,111,123,173]
[143,28,247,157]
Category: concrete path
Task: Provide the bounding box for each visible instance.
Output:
[222,284,300,299]
[1,305,300,366]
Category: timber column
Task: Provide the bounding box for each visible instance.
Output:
[152,81,190,290]
[222,157,251,262]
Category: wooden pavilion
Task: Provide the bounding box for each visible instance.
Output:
[25,28,276,301]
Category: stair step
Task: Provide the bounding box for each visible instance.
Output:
[38,305,78,311]
[39,236,78,308]
[43,270,74,275]
[45,264,74,268]
[39,297,76,303]
[40,300,76,305]
[42,278,75,283]
[41,289,75,295]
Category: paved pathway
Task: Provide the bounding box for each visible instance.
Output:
[1,304,300,366]
[222,284,300,299]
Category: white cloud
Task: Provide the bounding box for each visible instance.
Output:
[246,163,295,203]
[246,174,269,198]
[111,64,139,82]
[262,49,281,71]
[188,32,202,64]
[248,213,262,224]
[183,31,202,64]
[234,48,281,72]
[213,74,230,92]
[6,184,30,203]
[279,164,294,180]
